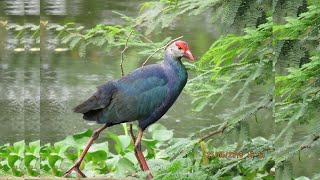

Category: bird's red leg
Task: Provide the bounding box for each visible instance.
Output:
[134,130,153,179]
[63,124,108,178]
[129,124,144,170]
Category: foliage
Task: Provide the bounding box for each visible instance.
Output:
[25,140,40,177]
[0,22,40,51]
[131,0,319,179]
[0,140,40,177]
[0,141,24,177]
[273,4,320,40]
[272,3,320,176]
[43,22,174,59]
[135,0,272,34]
[183,1,319,179]
[186,18,273,112]
[39,123,175,178]
[149,136,275,180]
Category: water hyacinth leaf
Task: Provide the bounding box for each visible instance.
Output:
[61,132,91,150]
[65,151,77,161]
[141,138,158,158]
[41,144,57,156]
[152,129,173,142]
[8,154,20,168]
[88,142,109,153]
[24,153,37,167]
[1,164,10,173]
[86,142,109,163]
[105,131,122,154]
[118,135,132,151]
[40,161,50,172]
[106,155,119,171]
[48,154,61,168]
[0,144,9,152]
[114,157,136,177]
[142,138,157,148]
[73,129,93,139]
[86,151,108,163]
[54,141,71,156]
[148,123,167,133]
[12,141,24,156]
[28,140,40,154]
[123,152,137,164]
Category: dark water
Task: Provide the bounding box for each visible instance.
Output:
[0,0,318,178]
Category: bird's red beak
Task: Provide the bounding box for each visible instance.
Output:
[184,50,195,61]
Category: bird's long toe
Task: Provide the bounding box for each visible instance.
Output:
[63,163,87,178]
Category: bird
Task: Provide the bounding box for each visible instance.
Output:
[63,40,195,178]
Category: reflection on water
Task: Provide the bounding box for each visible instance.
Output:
[44,0,66,15]
[25,0,40,15]
[3,0,40,15]
[4,0,24,15]
[0,55,24,144]
[24,54,40,143]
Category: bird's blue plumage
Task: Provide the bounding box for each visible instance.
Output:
[73,53,188,130]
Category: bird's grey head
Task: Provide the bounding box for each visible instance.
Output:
[166,40,195,61]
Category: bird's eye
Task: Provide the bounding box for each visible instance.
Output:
[178,46,182,50]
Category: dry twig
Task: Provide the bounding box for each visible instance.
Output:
[120,30,134,76]
[300,134,320,150]
[141,36,183,67]
[120,31,137,150]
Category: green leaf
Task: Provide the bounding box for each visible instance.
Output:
[118,135,132,152]
[25,153,36,167]
[8,154,20,168]
[88,142,108,153]
[79,41,87,58]
[73,129,93,139]
[106,131,122,154]
[114,157,136,177]
[148,123,167,133]
[28,140,40,155]
[152,129,173,142]
[13,141,24,156]
[48,154,61,168]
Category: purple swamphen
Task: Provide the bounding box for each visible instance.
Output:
[64,40,195,178]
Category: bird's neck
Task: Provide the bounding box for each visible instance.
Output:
[164,53,184,70]
[163,53,187,82]
[164,52,182,64]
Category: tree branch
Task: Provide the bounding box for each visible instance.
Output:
[298,134,320,161]
[300,134,320,150]
[120,30,134,76]
[141,36,183,67]
[198,122,228,142]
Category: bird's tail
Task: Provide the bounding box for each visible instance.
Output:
[73,95,99,113]
[82,109,104,122]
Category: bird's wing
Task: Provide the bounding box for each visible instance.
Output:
[73,81,117,113]
[74,64,170,124]
[104,65,169,124]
